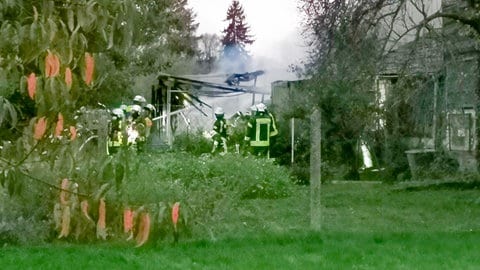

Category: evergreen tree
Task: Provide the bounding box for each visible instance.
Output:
[220,0,254,72]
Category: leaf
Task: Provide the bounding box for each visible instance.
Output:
[47,18,58,43]
[76,9,86,29]
[115,163,125,188]
[65,67,72,89]
[107,21,115,49]
[55,112,64,137]
[0,98,4,125]
[33,117,47,141]
[123,207,133,233]
[45,52,60,77]
[135,212,151,247]
[84,52,94,85]
[93,183,110,201]
[27,73,36,99]
[81,200,94,223]
[60,178,69,205]
[0,170,6,187]
[7,169,16,196]
[101,161,114,181]
[67,9,75,32]
[14,179,23,196]
[96,198,107,240]
[58,206,71,238]
[172,202,180,227]
[29,21,38,41]
[101,29,107,43]
[69,126,77,141]
[1,98,17,127]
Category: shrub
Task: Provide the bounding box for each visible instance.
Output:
[173,131,212,155]
[115,152,295,241]
[0,187,51,246]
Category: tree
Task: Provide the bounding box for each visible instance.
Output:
[220,0,254,73]
[129,0,199,75]
[196,33,221,73]
[296,0,480,180]
[0,0,200,244]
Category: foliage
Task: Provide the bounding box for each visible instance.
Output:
[129,0,199,75]
[0,0,199,108]
[0,0,200,247]
[196,33,222,74]
[219,0,254,72]
[1,147,295,244]
[0,186,51,245]
[106,152,294,242]
[296,0,480,181]
[172,131,212,156]
[283,29,381,180]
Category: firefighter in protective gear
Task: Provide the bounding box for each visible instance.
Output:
[143,104,155,139]
[126,95,147,119]
[244,103,273,157]
[126,105,144,149]
[133,95,147,106]
[258,102,278,137]
[211,107,228,155]
[108,108,125,154]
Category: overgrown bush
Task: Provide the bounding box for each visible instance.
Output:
[0,185,51,245]
[428,152,459,179]
[172,131,212,155]
[117,152,294,239]
[381,139,411,182]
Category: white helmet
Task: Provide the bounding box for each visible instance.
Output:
[214,107,224,115]
[112,108,124,118]
[144,104,156,113]
[133,95,146,104]
[256,103,266,112]
[131,104,142,113]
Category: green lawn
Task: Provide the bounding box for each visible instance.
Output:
[2,182,480,269]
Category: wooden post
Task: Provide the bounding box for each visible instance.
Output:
[310,107,321,231]
[291,118,295,164]
[432,75,438,148]
[166,84,172,147]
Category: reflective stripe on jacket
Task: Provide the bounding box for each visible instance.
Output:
[247,113,271,147]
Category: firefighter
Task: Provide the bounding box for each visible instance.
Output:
[133,95,147,106]
[259,103,278,137]
[126,104,144,149]
[211,107,228,155]
[143,104,156,140]
[107,108,125,154]
[244,103,273,157]
[125,95,147,119]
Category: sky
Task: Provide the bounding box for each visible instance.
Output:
[187,0,308,86]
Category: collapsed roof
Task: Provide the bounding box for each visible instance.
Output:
[154,71,266,116]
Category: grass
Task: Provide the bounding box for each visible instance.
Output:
[2,182,480,269]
